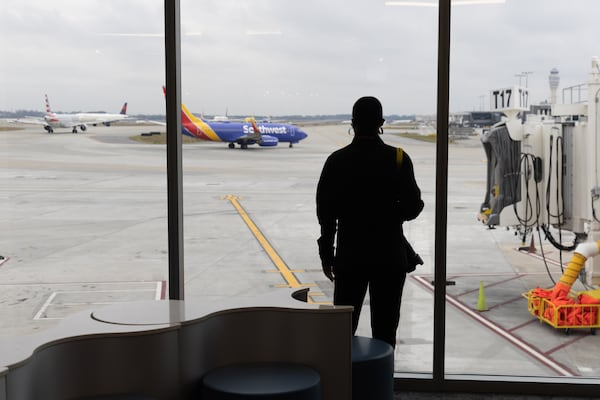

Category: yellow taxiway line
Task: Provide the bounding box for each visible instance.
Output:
[224,194,304,289]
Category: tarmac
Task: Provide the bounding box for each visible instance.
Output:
[0,123,598,379]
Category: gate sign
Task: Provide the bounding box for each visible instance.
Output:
[490,86,529,111]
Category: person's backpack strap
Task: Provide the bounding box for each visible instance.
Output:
[396,147,404,169]
[395,145,423,273]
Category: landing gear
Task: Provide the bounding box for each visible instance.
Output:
[228,143,235,149]
[72,127,78,134]
[289,142,294,148]
[241,143,248,149]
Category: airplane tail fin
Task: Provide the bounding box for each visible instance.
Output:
[120,102,128,115]
[44,94,55,116]
[162,85,205,124]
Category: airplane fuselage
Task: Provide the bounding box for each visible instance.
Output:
[183,120,306,144]
[45,113,126,128]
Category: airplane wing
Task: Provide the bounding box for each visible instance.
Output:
[16,117,46,125]
[79,114,127,126]
[247,118,263,141]
[136,119,165,126]
[77,103,128,126]
[226,118,279,148]
[94,115,126,123]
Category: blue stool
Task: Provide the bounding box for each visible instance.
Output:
[352,336,394,400]
[202,362,321,400]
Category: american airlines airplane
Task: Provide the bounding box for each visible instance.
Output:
[21,95,128,133]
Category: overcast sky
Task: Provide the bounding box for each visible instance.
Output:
[1,0,598,116]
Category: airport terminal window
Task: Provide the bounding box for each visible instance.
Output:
[176,0,599,391]
[2,0,599,396]
[445,1,599,383]
[177,0,439,375]
[1,0,167,335]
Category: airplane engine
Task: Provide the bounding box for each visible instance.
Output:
[80,124,87,132]
[259,135,279,146]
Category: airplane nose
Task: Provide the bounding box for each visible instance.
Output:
[297,129,308,140]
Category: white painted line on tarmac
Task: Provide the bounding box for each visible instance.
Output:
[31,281,164,320]
[520,250,568,267]
[51,288,157,295]
[34,292,57,320]
[155,281,163,300]
[0,281,165,287]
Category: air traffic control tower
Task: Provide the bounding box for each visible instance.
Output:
[549,67,560,104]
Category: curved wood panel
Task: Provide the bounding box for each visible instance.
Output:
[0,289,352,400]
[179,307,351,399]
[1,368,7,400]
[7,330,180,400]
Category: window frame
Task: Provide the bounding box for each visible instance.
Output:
[162,0,599,395]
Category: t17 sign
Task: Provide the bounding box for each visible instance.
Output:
[491,87,529,111]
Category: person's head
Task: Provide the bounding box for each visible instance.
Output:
[351,96,385,136]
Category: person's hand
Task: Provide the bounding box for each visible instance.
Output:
[322,264,334,282]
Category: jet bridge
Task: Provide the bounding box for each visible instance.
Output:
[479,57,600,286]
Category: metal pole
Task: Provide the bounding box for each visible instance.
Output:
[164,0,184,300]
[515,74,523,86]
[522,71,533,88]
[433,0,451,384]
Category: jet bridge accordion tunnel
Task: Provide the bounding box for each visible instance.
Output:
[478,120,580,234]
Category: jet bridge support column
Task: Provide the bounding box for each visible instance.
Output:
[587,222,600,286]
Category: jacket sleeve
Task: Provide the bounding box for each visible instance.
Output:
[398,152,424,222]
[316,157,337,267]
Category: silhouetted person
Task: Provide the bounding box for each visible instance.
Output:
[316,96,424,348]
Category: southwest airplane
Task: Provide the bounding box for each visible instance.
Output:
[21,95,128,133]
[161,87,307,148]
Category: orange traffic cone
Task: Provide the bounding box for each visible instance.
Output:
[518,235,537,253]
[528,235,536,253]
[477,281,488,312]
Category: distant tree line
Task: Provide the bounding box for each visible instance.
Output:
[0,110,415,123]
